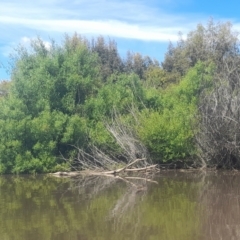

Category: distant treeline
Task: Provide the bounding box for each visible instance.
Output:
[0,19,240,173]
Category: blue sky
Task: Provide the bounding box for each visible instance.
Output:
[1,0,240,80]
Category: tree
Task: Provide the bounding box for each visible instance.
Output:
[197,56,240,168]
[137,62,213,163]
[162,20,239,77]
[161,20,240,167]
[11,36,100,116]
[124,51,159,79]
[91,36,123,81]
[0,35,102,173]
[0,34,155,173]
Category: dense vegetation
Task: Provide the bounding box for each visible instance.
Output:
[1,20,240,173]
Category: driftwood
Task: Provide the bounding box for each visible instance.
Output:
[51,158,158,178]
[102,158,146,174]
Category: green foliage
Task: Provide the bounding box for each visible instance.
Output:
[1,34,155,173]
[143,66,174,88]
[137,62,214,162]
[0,35,100,173]
[0,95,88,173]
[0,25,223,173]
[83,73,147,156]
[162,20,238,76]
[84,73,145,119]
[124,51,159,79]
[11,36,100,115]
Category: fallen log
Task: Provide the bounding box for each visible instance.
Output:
[50,158,158,178]
[124,164,158,172]
[102,158,146,174]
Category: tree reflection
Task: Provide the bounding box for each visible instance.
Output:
[0,172,203,240]
[200,171,240,240]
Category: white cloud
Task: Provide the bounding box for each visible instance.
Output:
[0,0,197,43]
[0,16,189,42]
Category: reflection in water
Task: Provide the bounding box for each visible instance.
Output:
[200,171,240,240]
[0,171,240,239]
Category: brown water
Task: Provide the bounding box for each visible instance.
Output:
[0,171,240,240]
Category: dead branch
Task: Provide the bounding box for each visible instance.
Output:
[124,164,158,172]
[102,158,146,174]
[63,109,155,175]
[51,160,158,178]
[196,55,240,168]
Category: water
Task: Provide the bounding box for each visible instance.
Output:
[0,171,239,240]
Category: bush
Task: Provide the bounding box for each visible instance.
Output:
[137,62,214,163]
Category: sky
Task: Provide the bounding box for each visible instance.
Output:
[1,0,240,80]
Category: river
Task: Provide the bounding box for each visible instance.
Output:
[0,170,239,240]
